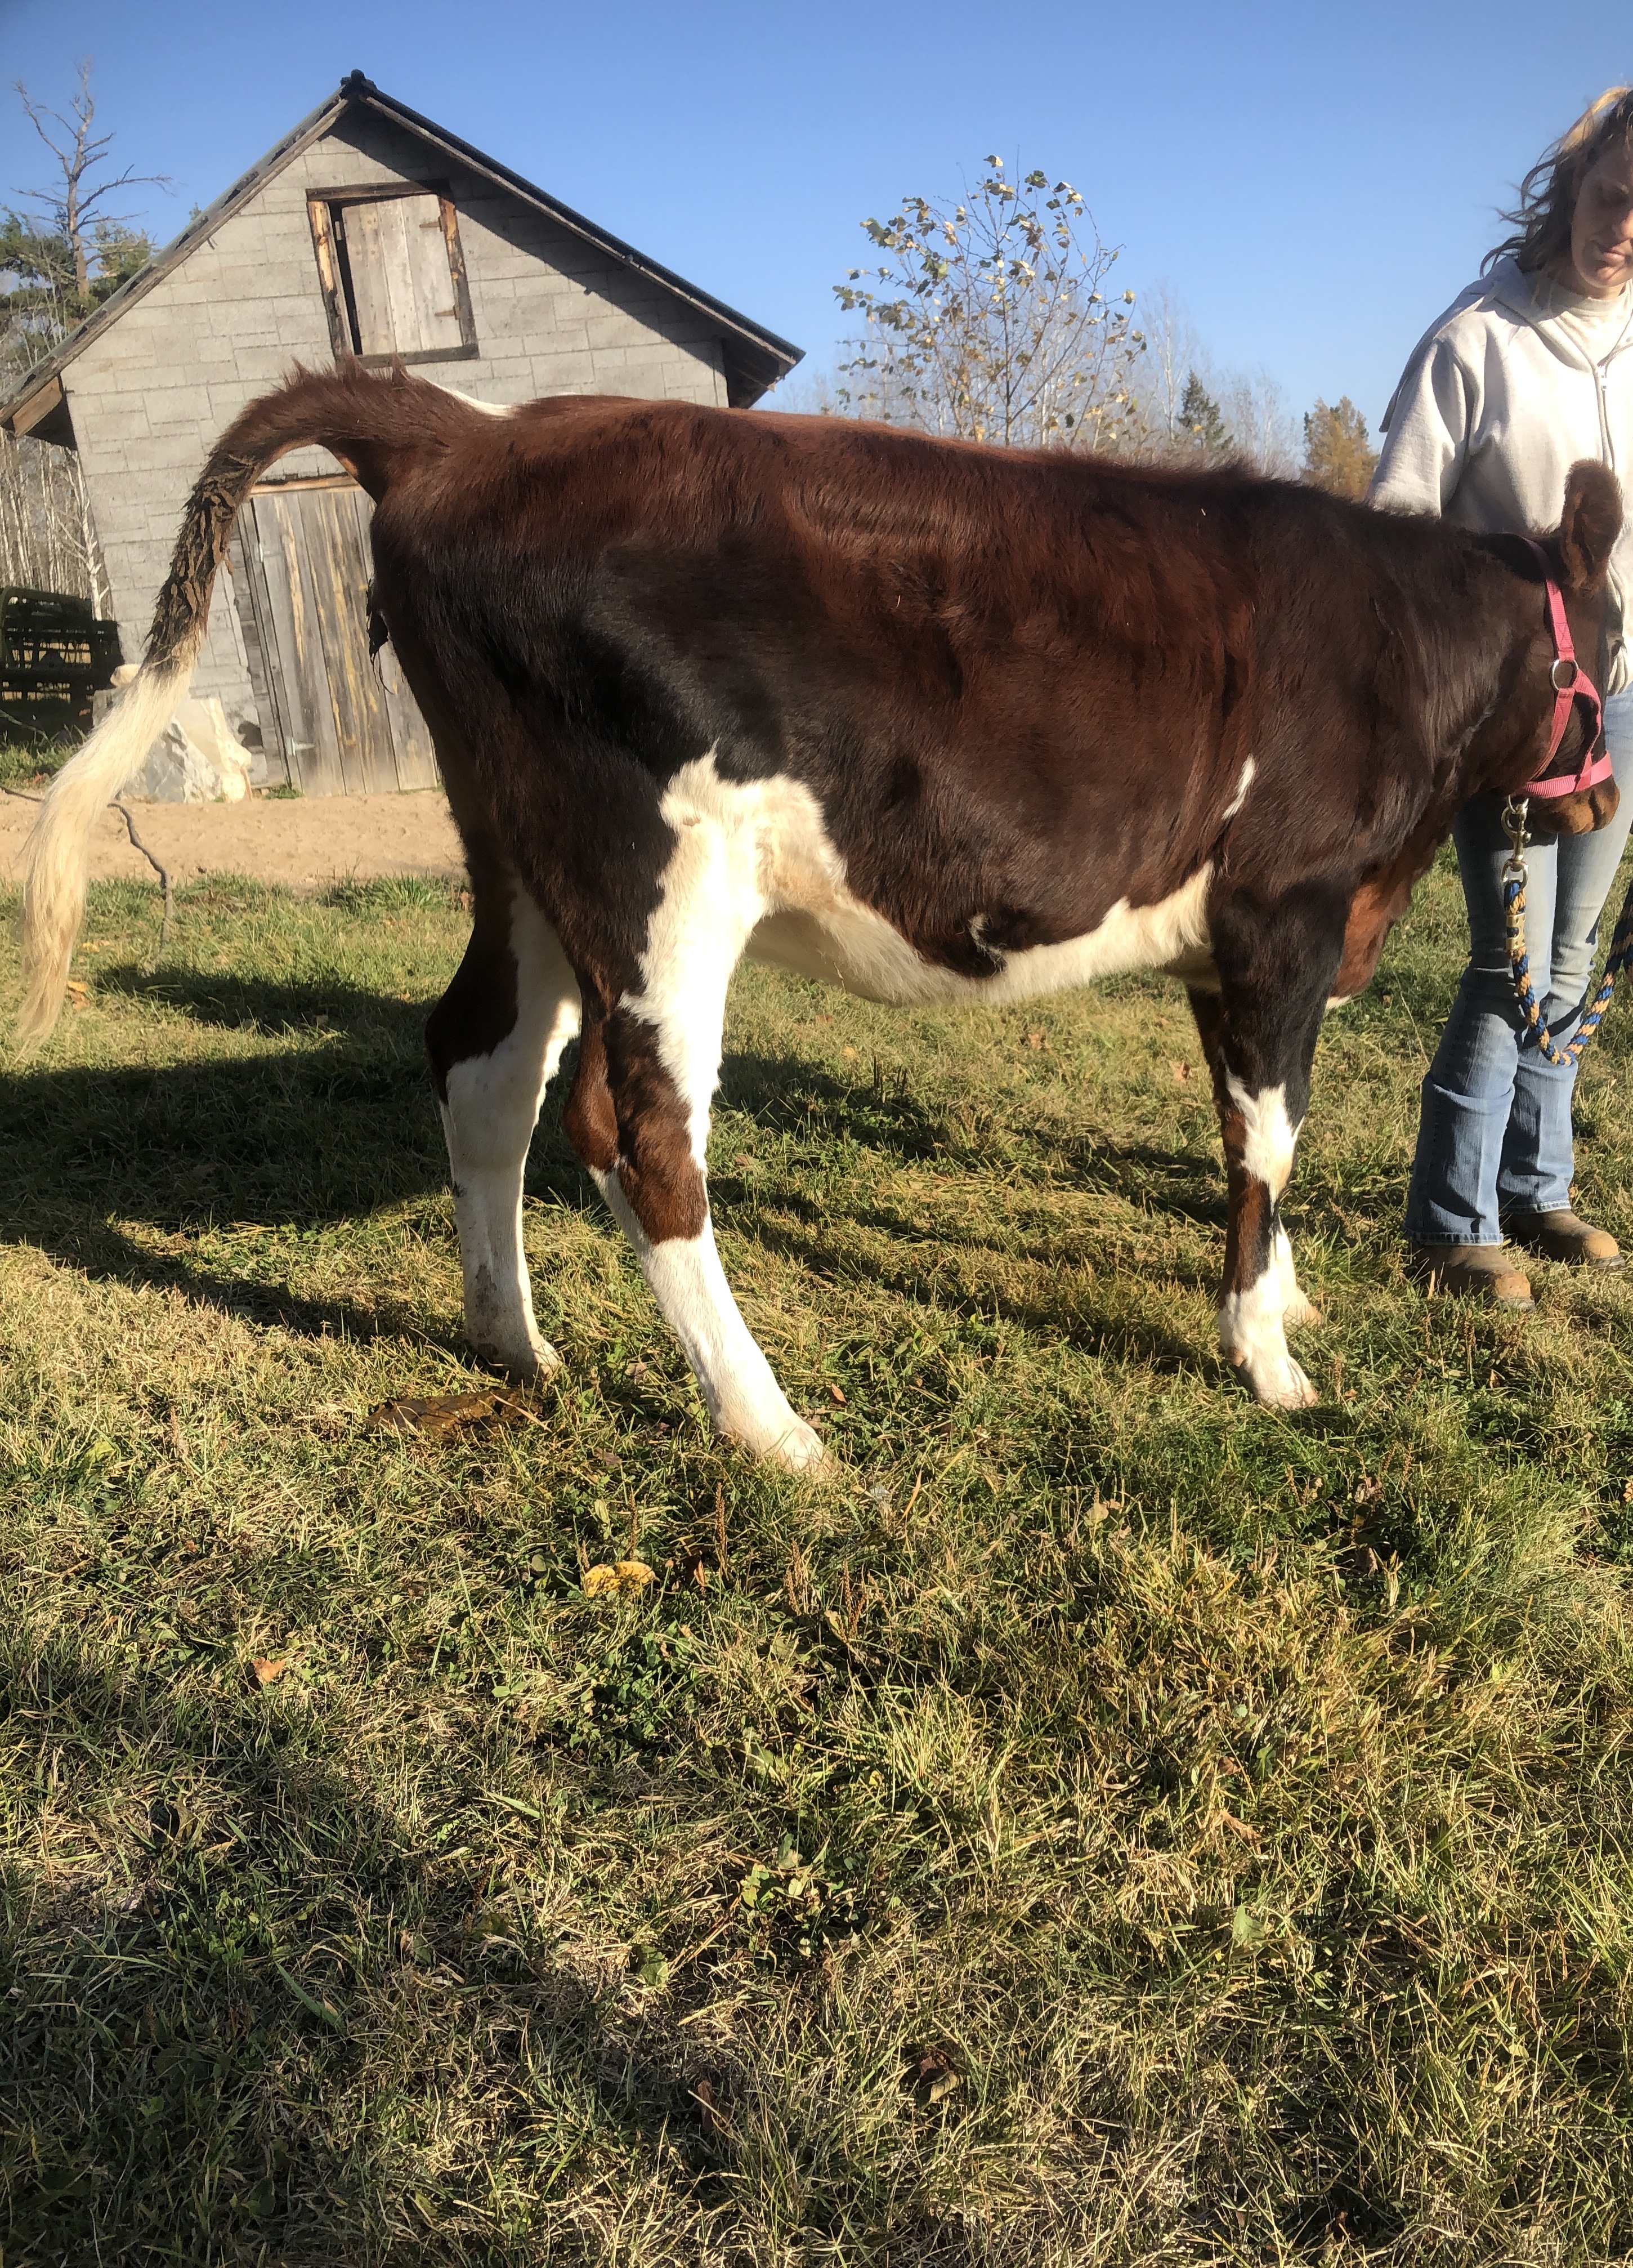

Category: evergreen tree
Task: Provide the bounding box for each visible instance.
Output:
[1177,370,1230,458]
[1,213,151,376]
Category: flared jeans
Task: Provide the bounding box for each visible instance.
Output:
[1405,690,1633,1247]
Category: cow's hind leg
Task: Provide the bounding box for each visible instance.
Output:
[1190,892,1343,1409]
[427,876,581,1377]
[560,833,823,1470]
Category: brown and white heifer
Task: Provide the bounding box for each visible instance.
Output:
[19,367,1622,1461]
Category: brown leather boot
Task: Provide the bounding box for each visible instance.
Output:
[1504,1209,1626,1270]
[1407,1243,1534,1309]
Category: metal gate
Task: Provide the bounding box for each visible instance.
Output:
[231,477,440,796]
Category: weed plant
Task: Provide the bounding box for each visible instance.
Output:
[3,859,1633,2263]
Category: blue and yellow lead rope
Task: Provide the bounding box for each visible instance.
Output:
[1502,857,1633,1068]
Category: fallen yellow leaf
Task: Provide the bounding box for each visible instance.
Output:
[250,1658,287,1684]
[583,1559,656,1596]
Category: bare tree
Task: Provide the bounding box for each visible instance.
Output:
[1124,284,1298,475]
[11,58,169,306]
[0,428,107,605]
[763,364,845,417]
[1218,367,1300,477]
[1134,278,1203,447]
[0,61,148,610]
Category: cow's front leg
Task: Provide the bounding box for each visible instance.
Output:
[1190,987,1322,1337]
[1189,894,1342,1409]
[1215,1077,1317,1409]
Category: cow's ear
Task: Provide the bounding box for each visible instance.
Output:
[1559,460,1623,593]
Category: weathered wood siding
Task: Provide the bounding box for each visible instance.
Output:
[238,483,440,796]
[345,194,462,358]
[59,106,733,761]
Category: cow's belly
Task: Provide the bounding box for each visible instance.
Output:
[746,868,1216,1006]
[646,751,1217,1008]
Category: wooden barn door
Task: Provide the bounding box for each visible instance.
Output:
[232,479,440,796]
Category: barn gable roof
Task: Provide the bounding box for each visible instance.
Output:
[1,71,801,435]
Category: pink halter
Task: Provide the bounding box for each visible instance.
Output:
[1524,538,1611,800]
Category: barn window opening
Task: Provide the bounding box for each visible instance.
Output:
[308,185,477,366]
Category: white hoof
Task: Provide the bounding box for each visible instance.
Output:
[471,1331,561,1382]
[744,1414,826,1470]
[1232,1350,1318,1409]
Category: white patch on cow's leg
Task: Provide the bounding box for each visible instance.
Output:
[1225,1074,1318,1317]
[1225,1077,1300,1193]
[1216,1077,1316,1407]
[595,1173,824,1468]
[584,761,824,1468]
[1224,1088,1325,1324]
[1219,1252,1319,1409]
[441,895,580,1378]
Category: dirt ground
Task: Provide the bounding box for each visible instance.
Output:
[0,785,466,892]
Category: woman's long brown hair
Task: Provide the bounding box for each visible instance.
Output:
[1485,85,1633,275]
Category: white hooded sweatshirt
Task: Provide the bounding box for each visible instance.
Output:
[1369,255,1633,693]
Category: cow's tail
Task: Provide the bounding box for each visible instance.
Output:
[16,361,464,1051]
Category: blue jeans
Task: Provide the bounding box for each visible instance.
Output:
[1406,689,1633,1247]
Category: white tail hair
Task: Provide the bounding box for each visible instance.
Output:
[12,360,478,1052]
[16,657,194,1051]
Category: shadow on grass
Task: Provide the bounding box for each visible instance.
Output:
[719,1048,953,1159]
[1,1026,477,1356]
[0,1626,710,2263]
[1,1041,444,1230]
[737,1185,1224,1382]
[32,1220,474,1355]
[3,990,1238,1374]
[93,962,439,1037]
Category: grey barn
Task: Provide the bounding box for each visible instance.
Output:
[0,72,800,794]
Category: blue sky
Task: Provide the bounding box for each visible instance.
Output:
[2,0,1628,435]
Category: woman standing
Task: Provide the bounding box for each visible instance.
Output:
[1371,88,1633,1307]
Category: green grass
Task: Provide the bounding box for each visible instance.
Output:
[4,856,1633,2264]
[0,739,68,792]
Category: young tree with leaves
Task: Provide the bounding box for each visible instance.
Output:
[1302,396,1379,497]
[833,159,1144,450]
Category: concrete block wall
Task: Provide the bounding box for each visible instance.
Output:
[61,105,740,731]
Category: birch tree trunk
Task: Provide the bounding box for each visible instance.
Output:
[0,427,110,607]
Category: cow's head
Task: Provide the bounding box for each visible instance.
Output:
[1506,461,1622,837]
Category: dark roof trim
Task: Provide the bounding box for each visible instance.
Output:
[1,73,800,428]
[338,76,800,404]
